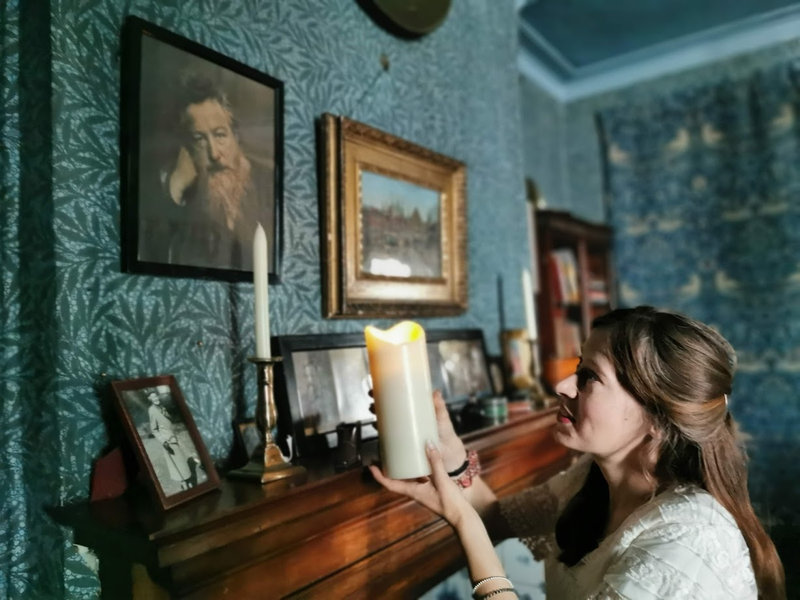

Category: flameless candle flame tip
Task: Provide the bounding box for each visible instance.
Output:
[364,321,424,344]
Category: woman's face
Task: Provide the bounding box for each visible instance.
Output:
[553,328,651,460]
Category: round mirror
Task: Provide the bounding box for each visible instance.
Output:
[357,0,452,38]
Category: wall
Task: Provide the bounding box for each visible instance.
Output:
[522,37,800,596]
[524,38,800,222]
[0,1,530,597]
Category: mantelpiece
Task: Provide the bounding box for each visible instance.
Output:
[50,407,571,599]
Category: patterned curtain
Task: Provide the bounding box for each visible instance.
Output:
[597,59,800,590]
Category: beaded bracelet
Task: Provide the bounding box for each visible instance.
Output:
[475,587,518,600]
[472,575,512,595]
[447,453,470,477]
[453,449,481,489]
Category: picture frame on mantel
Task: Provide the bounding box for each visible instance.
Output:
[276,332,378,457]
[320,113,468,318]
[120,16,283,282]
[111,375,220,511]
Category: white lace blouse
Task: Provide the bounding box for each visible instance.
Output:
[499,456,757,599]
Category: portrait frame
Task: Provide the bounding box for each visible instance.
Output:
[110,374,220,511]
[120,16,283,282]
[320,113,468,318]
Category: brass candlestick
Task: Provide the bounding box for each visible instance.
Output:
[228,357,306,484]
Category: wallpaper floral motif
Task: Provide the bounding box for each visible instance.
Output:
[597,60,800,594]
[1,1,531,598]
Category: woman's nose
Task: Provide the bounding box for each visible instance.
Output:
[554,372,577,398]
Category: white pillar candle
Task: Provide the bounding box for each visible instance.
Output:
[522,268,538,341]
[364,321,438,479]
[253,223,271,359]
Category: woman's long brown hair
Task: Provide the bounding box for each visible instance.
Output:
[593,306,785,600]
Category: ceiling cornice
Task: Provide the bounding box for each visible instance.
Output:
[518,3,800,102]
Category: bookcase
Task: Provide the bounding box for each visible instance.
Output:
[534,209,615,387]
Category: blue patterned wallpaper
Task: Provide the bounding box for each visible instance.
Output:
[1,1,530,598]
[596,61,800,592]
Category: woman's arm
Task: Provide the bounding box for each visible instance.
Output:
[369,443,517,599]
[426,391,538,542]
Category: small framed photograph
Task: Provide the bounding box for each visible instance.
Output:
[320,113,467,318]
[500,329,535,391]
[277,333,377,456]
[426,329,495,407]
[120,16,283,281]
[111,375,220,510]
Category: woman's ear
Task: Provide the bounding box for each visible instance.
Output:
[647,422,662,441]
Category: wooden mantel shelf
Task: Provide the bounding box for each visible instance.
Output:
[51,408,571,599]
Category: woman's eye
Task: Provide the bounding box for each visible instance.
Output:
[576,368,598,390]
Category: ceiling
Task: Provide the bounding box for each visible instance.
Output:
[517,0,800,101]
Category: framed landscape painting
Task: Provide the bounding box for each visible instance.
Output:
[320,113,467,318]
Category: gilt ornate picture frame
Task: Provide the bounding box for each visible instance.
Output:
[320,113,467,318]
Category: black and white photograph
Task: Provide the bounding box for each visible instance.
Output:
[111,375,219,510]
[291,346,376,447]
[278,333,378,456]
[120,16,283,282]
[427,330,494,405]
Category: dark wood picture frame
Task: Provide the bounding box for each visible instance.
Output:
[320,113,467,318]
[111,375,220,510]
[275,328,493,456]
[120,16,283,282]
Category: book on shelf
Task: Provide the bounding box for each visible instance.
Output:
[587,276,609,304]
[547,249,581,305]
[552,313,582,358]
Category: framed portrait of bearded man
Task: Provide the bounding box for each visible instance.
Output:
[120,16,283,282]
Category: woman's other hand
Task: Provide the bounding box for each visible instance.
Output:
[369,441,475,528]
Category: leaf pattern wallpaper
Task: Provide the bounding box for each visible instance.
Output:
[597,61,800,594]
[1,1,532,598]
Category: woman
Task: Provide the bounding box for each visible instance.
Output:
[370,307,785,599]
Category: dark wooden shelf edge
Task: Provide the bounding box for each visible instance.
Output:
[52,408,572,599]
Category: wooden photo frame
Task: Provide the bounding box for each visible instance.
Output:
[111,375,219,510]
[120,16,283,282]
[320,113,467,318]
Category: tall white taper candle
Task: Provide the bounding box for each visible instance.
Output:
[364,321,438,479]
[522,268,538,341]
[254,223,271,359]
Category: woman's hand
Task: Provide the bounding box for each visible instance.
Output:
[370,390,467,473]
[431,390,468,473]
[369,441,476,528]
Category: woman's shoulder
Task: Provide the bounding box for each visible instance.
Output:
[620,485,748,556]
[607,485,757,599]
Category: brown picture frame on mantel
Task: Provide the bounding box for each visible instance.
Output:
[111,374,220,511]
[320,113,467,318]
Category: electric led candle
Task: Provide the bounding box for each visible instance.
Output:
[253,223,271,359]
[364,321,438,479]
